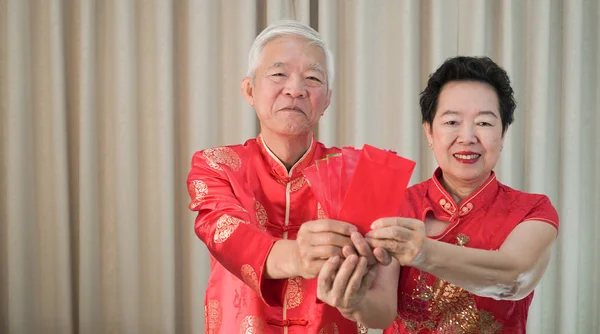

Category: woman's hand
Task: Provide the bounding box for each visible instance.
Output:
[365,217,427,266]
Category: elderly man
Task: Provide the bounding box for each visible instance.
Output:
[187,20,393,333]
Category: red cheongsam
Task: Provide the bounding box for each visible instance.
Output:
[187,135,367,334]
[385,168,559,334]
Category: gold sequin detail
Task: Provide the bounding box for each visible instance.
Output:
[214,214,247,243]
[456,234,470,247]
[203,147,242,171]
[188,180,208,210]
[241,264,261,295]
[254,200,268,231]
[290,176,306,192]
[318,322,339,334]
[403,271,503,333]
[285,277,305,309]
[239,315,267,334]
[317,202,328,219]
[357,323,368,333]
[205,300,222,333]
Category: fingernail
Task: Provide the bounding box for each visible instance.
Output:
[349,226,358,233]
[331,256,340,263]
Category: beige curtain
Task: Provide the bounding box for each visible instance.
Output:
[1,0,598,333]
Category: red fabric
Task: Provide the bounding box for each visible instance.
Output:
[303,145,416,235]
[384,168,559,334]
[187,136,362,334]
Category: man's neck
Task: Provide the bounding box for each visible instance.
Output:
[260,131,312,171]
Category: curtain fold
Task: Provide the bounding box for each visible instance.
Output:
[1,0,598,333]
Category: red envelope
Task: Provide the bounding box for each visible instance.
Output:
[337,144,416,234]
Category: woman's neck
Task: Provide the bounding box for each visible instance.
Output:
[440,172,491,204]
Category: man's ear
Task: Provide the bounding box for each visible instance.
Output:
[241,77,254,106]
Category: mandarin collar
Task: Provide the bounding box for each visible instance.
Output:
[256,134,316,182]
[427,167,499,219]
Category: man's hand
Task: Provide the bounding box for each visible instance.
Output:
[294,219,358,279]
[316,255,378,319]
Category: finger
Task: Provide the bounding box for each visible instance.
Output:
[317,256,341,299]
[359,263,379,293]
[342,256,370,303]
[371,217,423,231]
[365,226,411,240]
[365,237,404,252]
[306,245,345,260]
[310,233,353,248]
[306,219,358,236]
[342,245,357,258]
[373,247,392,266]
[351,232,377,266]
[329,255,359,302]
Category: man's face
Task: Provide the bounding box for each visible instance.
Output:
[241,36,332,137]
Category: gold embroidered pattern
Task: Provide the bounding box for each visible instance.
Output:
[241,264,261,295]
[239,315,267,333]
[290,176,306,192]
[357,323,368,333]
[188,180,208,210]
[254,200,268,231]
[318,322,339,334]
[400,235,503,333]
[285,277,305,309]
[205,300,222,333]
[317,202,328,219]
[214,214,247,243]
[456,234,470,247]
[203,147,242,171]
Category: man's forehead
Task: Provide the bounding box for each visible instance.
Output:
[266,62,325,73]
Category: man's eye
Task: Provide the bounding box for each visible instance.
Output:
[307,76,322,82]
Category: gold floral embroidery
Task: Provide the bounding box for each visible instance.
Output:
[357,323,368,333]
[254,200,268,231]
[401,235,503,333]
[456,234,470,247]
[317,202,328,219]
[214,214,247,243]
[290,176,306,192]
[188,180,208,210]
[203,147,242,171]
[318,322,339,334]
[285,277,305,309]
[241,264,260,295]
[205,300,222,333]
[239,315,267,333]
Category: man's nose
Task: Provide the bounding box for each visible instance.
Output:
[283,75,306,98]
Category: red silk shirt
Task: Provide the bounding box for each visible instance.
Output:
[385,168,559,334]
[187,136,367,334]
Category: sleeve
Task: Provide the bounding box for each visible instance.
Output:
[187,150,285,306]
[522,195,560,232]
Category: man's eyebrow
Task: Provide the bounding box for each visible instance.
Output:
[308,64,325,75]
[266,62,287,70]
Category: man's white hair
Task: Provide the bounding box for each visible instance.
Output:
[246,20,335,86]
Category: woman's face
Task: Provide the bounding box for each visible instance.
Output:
[425,81,506,186]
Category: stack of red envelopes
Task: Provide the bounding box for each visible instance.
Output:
[303,144,416,235]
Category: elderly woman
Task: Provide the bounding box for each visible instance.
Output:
[317,56,559,333]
